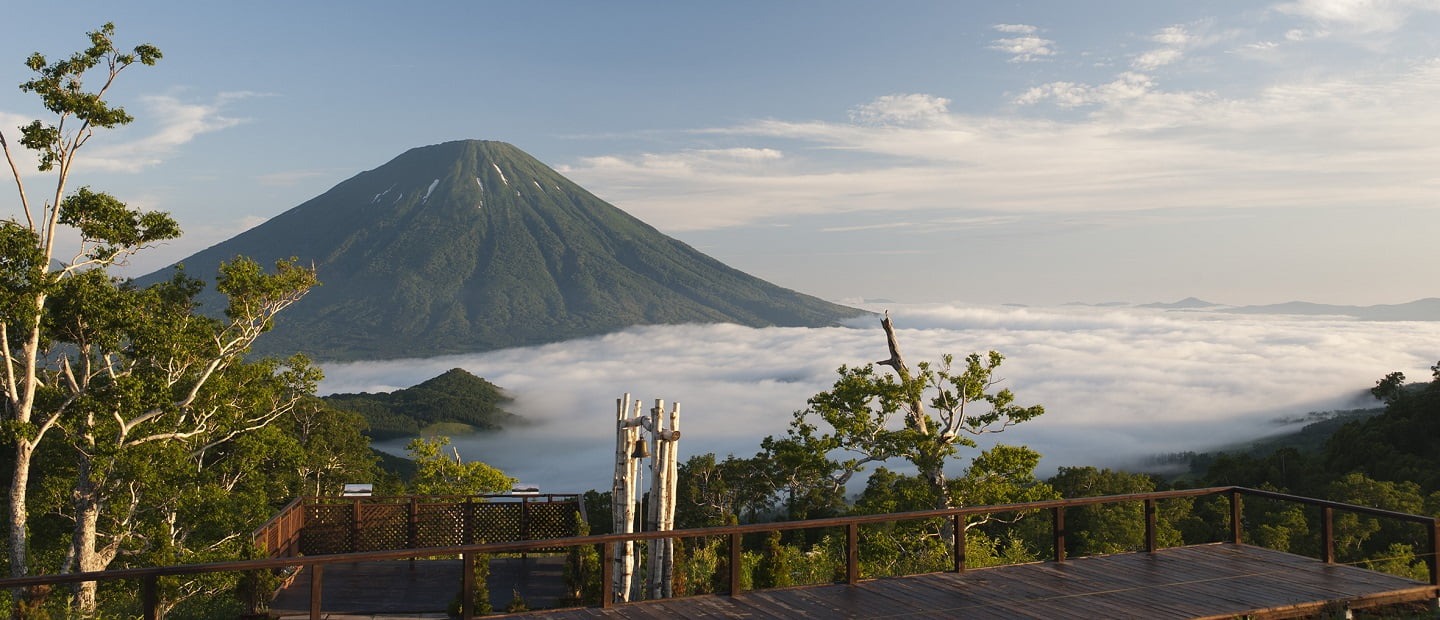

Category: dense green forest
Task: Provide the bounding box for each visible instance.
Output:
[321,368,522,439]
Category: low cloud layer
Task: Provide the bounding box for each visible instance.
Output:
[323,305,1440,495]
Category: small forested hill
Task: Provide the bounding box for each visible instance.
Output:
[322,368,520,439]
[139,140,862,360]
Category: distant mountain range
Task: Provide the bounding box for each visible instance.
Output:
[1076,297,1440,321]
[140,140,862,360]
[1139,297,1220,310]
[1222,298,1440,321]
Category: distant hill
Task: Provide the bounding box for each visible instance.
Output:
[322,368,519,439]
[139,140,863,360]
[1223,298,1440,321]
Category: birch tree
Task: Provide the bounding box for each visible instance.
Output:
[1,24,319,615]
[2,22,166,586]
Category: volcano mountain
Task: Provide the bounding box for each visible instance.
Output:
[141,140,862,360]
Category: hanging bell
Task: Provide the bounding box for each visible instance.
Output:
[630,438,651,459]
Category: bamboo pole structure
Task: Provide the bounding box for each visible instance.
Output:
[611,394,644,602]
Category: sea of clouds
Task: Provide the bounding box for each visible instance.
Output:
[319,304,1440,495]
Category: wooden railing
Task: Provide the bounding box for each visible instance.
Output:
[250,493,584,557]
[3,487,1435,620]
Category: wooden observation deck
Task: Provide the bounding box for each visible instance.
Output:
[0,487,1433,618]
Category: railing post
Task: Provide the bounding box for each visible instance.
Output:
[297,498,307,555]
[461,551,476,620]
[309,564,323,620]
[350,499,362,553]
[142,575,159,620]
[463,497,475,545]
[408,497,418,550]
[847,523,860,584]
[521,496,531,540]
[729,532,743,595]
[600,541,614,608]
[1428,517,1439,587]
[953,514,967,572]
[1321,506,1335,564]
[1145,499,1157,553]
[1052,507,1066,562]
[1229,489,1243,545]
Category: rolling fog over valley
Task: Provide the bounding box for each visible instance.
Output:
[324,303,1440,494]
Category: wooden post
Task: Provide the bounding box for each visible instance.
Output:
[1427,518,1439,588]
[953,514,967,572]
[461,551,476,620]
[408,497,418,550]
[1053,507,1066,562]
[729,532,743,596]
[463,497,474,545]
[350,500,362,553]
[600,541,614,608]
[1229,489,1243,545]
[309,564,323,620]
[142,575,158,620]
[1145,499,1157,553]
[1321,506,1334,564]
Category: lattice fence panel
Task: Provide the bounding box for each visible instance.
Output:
[528,502,578,539]
[525,501,578,551]
[416,502,465,548]
[357,503,407,552]
[301,504,350,555]
[471,502,522,543]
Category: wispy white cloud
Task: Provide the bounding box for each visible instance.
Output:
[325,306,1440,493]
[819,221,913,233]
[561,59,1440,234]
[1134,26,1192,70]
[81,92,252,173]
[1276,0,1440,35]
[849,94,952,126]
[989,24,1056,63]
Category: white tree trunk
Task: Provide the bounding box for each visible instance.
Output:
[8,441,33,580]
[661,403,680,598]
[70,462,102,614]
[611,395,634,602]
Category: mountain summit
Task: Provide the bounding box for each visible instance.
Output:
[144,140,861,360]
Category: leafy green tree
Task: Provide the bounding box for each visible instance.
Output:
[405,436,514,495]
[1046,467,1183,556]
[751,531,793,589]
[676,453,779,527]
[761,315,1044,527]
[2,23,166,585]
[1,25,320,615]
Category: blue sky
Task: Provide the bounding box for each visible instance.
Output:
[3,1,1439,306]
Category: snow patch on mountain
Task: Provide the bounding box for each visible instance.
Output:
[372,183,396,204]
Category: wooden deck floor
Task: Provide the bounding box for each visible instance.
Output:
[271,544,1438,619]
[270,556,569,617]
